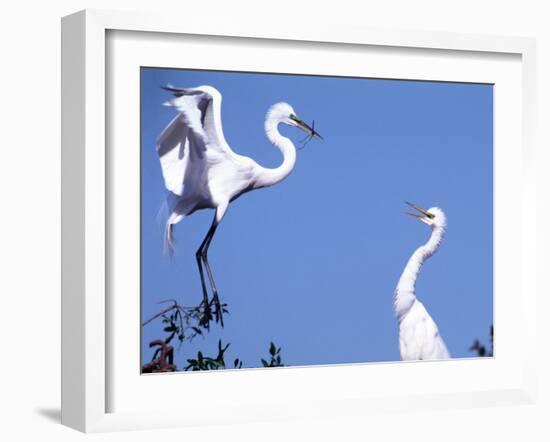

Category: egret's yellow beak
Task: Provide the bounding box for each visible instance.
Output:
[291,114,323,140]
[404,201,435,220]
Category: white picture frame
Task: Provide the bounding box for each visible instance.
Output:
[61,9,537,433]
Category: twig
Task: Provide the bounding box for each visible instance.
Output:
[141,302,183,327]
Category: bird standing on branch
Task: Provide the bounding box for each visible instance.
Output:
[156,85,322,327]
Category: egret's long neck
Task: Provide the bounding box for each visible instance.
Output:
[394,225,445,321]
[253,118,297,189]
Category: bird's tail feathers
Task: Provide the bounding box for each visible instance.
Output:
[164,220,176,257]
[164,212,185,257]
[156,197,169,227]
[156,198,174,256]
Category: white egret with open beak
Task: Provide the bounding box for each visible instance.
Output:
[394,202,451,361]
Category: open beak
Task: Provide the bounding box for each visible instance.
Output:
[295,117,323,140]
[404,201,435,220]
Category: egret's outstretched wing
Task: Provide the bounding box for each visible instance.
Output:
[161,86,232,148]
[156,85,233,196]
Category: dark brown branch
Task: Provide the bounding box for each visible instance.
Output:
[142,339,176,373]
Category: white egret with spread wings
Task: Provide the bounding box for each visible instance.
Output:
[394,202,451,361]
[156,85,322,327]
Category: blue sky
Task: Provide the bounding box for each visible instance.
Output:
[140,67,493,370]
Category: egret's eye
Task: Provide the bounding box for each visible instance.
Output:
[289,114,299,122]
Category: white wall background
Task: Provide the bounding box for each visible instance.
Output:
[0,1,547,440]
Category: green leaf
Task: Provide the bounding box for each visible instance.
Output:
[261,358,269,367]
[269,342,276,356]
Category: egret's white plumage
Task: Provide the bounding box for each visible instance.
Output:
[156,85,321,325]
[394,203,450,361]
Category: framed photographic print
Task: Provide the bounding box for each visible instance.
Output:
[61,9,537,432]
[139,67,493,369]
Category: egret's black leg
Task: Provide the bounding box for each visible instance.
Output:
[195,223,217,328]
[201,221,224,327]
